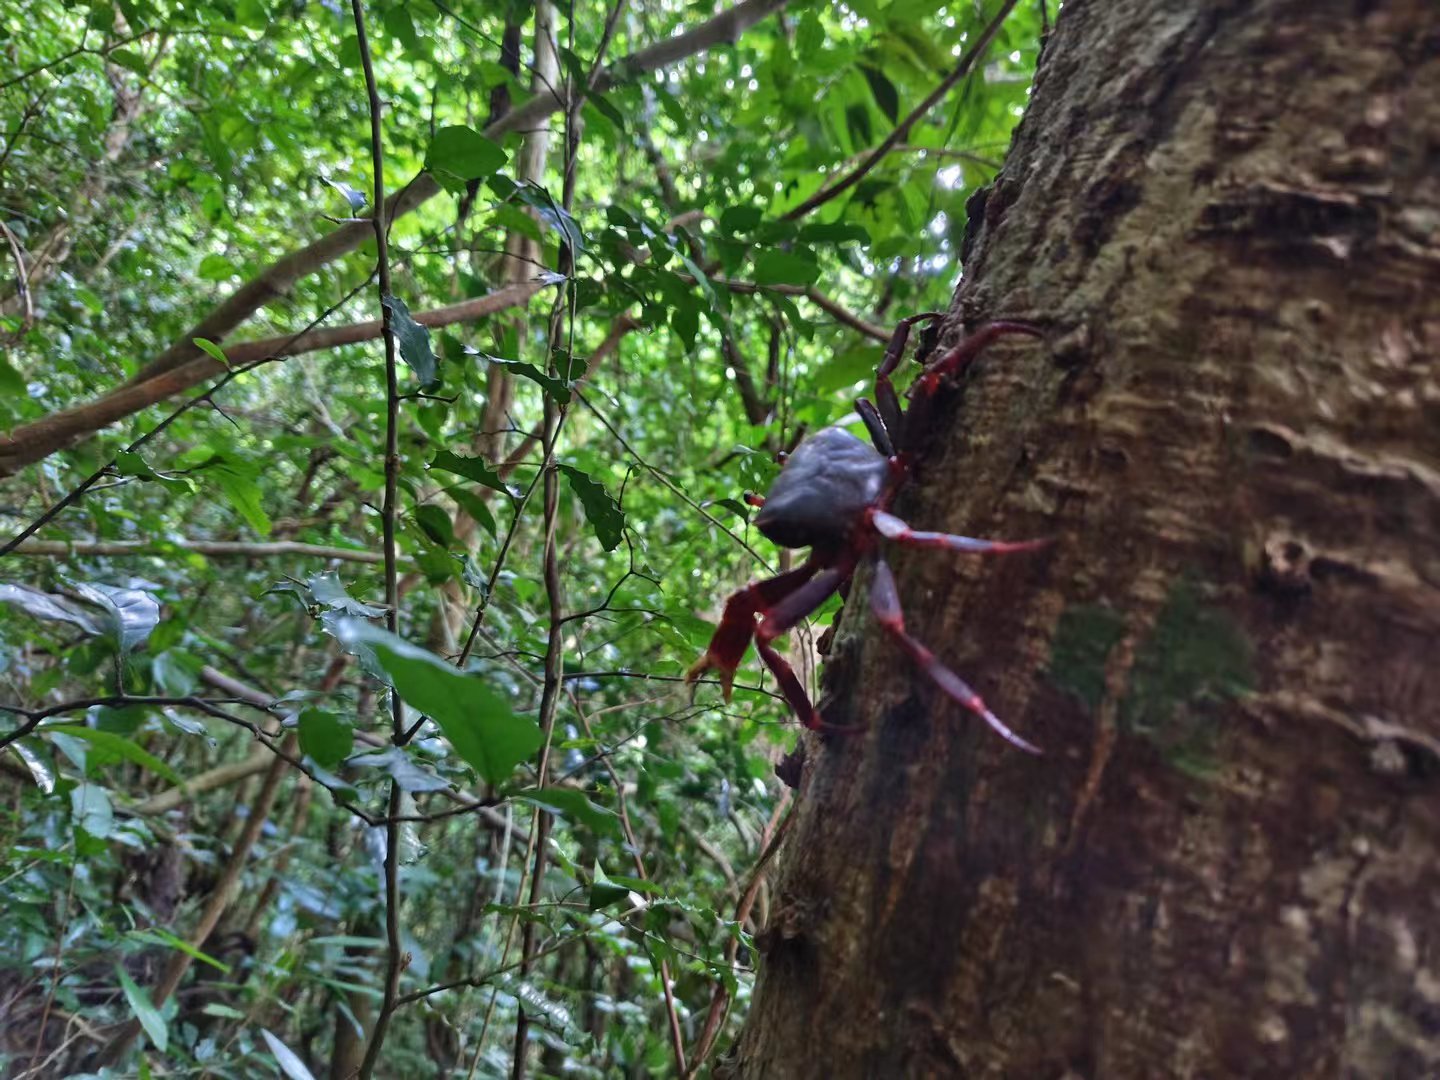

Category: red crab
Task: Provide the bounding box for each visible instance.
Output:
[686,313,1048,753]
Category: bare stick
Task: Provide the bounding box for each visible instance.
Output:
[347,0,408,1073]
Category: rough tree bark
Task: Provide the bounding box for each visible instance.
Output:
[725,1,1439,1076]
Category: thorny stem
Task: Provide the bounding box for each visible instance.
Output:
[351,0,405,1073]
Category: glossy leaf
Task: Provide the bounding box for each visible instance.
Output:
[559,465,625,551]
[335,621,541,785]
[382,294,438,386]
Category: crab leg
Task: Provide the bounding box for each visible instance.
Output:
[686,560,821,700]
[871,509,1049,555]
[868,558,1042,754]
[753,560,853,729]
[866,311,943,442]
[912,320,1042,399]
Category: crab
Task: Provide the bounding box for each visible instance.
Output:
[686,312,1048,753]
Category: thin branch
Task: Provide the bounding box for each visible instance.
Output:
[13,539,388,563]
[781,0,1020,221]
[352,0,406,1070]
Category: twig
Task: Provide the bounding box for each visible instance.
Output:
[351,0,406,1071]
[782,0,1020,221]
[13,538,389,562]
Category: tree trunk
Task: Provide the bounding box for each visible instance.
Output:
[726,1,1440,1076]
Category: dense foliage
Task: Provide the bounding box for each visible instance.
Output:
[0,0,1046,1073]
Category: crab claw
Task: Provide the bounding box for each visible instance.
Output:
[685,650,739,702]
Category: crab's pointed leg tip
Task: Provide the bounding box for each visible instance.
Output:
[981,707,1044,755]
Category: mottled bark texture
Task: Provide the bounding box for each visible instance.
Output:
[725,1,1439,1076]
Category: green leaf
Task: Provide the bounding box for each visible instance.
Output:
[753,249,821,287]
[445,485,498,539]
[414,503,455,547]
[719,206,763,234]
[346,746,449,792]
[72,782,114,839]
[196,256,234,282]
[207,457,272,536]
[798,221,871,245]
[588,91,627,132]
[510,787,619,836]
[108,48,149,76]
[588,862,632,910]
[307,570,388,617]
[334,621,542,785]
[425,125,507,186]
[382,294,437,386]
[297,708,353,768]
[559,465,625,551]
[469,351,573,403]
[491,202,543,245]
[429,450,515,499]
[116,966,168,1052]
[115,449,193,488]
[260,1029,316,1080]
[860,64,900,122]
[40,725,180,783]
[0,583,100,636]
[68,581,161,656]
[815,344,881,392]
[127,927,232,973]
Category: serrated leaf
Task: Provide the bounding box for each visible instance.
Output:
[429,450,515,499]
[753,249,821,287]
[297,708,352,768]
[116,967,167,1052]
[308,571,387,617]
[425,125,507,184]
[467,350,572,403]
[40,724,180,783]
[335,621,542,785]
[261,1029,316,1080]
[559,465,624,551]
[382,294,437,386]
[510,786,619,836]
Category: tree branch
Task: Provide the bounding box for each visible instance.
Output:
[13,538,388,562]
